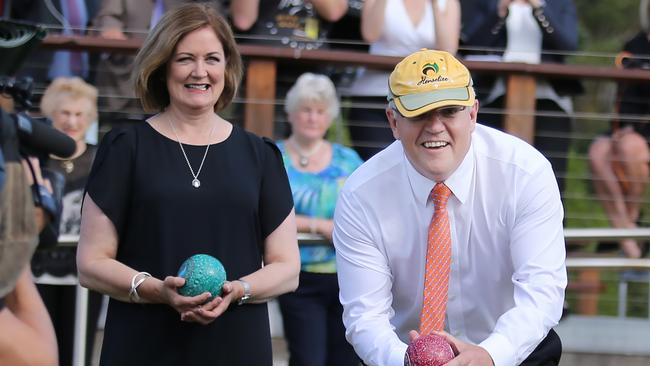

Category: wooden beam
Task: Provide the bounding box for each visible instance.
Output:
[41,35,650,82]
[575,269,602,315]
[503,74,537,144]
[244,60,276,138]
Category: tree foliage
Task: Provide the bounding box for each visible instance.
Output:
[575,0,641,56]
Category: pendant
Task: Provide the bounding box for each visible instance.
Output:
[299,156,309,167]
[192,178,201,188]
[61,160,74,174]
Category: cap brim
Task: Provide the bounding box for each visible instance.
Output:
[391,86,476,118]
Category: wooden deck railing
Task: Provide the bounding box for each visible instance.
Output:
[40,34,650,141]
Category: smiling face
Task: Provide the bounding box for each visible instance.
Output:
[51,97,94,143]
[166,26,226,112]
[386,101,478,181]
[288,100,332,142]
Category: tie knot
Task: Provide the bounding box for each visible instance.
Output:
[431,183,452,211]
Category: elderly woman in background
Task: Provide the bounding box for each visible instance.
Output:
[277,73,363,366]
[76,4,299,366]
[31,76,103,366]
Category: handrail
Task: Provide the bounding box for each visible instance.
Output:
[565,257,650,270]
[47,231,650,366]
[37,34,650,142]
[298,228,650,245]
[564,228,650,241]
[40,34,650,82]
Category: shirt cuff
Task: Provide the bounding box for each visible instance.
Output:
[479,333,516,366]
[389,342,408,366]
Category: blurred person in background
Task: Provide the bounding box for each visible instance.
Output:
[77,5,299,365]
[0,149,58,366]
[230,0,347,50]
[341,0,461,160]
[9,0,101,84]
[588,0,650,259]
[30,76,103,366]
[459,0,582,196]
[0,267,58,366]
[229,0,348,132]
[276,73,363,366]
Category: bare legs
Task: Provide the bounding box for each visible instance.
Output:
[589,128,649,258]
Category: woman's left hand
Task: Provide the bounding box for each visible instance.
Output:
[179,281,241,325]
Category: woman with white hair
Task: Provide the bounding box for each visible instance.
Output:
[32,76,103,366]
[277,73,363,366]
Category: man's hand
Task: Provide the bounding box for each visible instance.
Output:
[21,157,52,232]
[436,331,494,366]
[408,330,495,366]
[100,27,127,40]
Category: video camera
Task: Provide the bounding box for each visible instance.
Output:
[0,20,76,190]
[0,20,77,297]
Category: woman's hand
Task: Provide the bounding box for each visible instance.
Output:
[175,280,244,325]
[497,0,513,18]
[159,276,216,324]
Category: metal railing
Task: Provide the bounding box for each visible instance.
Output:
[34,229,650,366]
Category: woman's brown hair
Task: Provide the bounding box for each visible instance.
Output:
[132,3,243,113]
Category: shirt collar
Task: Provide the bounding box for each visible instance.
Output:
[403,140,475,206]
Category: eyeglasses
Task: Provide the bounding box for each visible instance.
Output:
[394,106,467,123]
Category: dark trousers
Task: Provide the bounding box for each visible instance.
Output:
[520,329,562,366]
[279,271,360,366]
[479,97,571,194]
[37,283,103,366]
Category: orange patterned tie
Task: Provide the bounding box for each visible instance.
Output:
[420,183,452,334]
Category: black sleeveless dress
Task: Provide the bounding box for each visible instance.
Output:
[86,122,293,365]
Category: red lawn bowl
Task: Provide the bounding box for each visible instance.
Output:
[404,334,455,366]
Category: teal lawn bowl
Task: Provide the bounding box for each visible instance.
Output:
[177,254,227,299]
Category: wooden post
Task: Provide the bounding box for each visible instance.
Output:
[0,94,14,112]
[503,74,537,144]
[244,60,277,138]
[576,269,602,315]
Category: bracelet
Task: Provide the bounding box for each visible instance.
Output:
[236,279,252,305]
[128,272,151,303]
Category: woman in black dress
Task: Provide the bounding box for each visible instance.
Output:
[76,4,300,365]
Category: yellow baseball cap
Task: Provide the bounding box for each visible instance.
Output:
[388,49,475,118]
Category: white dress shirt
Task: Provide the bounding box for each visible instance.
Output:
[333,124,567,366]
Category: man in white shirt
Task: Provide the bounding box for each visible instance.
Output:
[333,49,566,366]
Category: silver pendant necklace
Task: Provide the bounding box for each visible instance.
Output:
[288,138,323,168]
[167,115,216,188]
